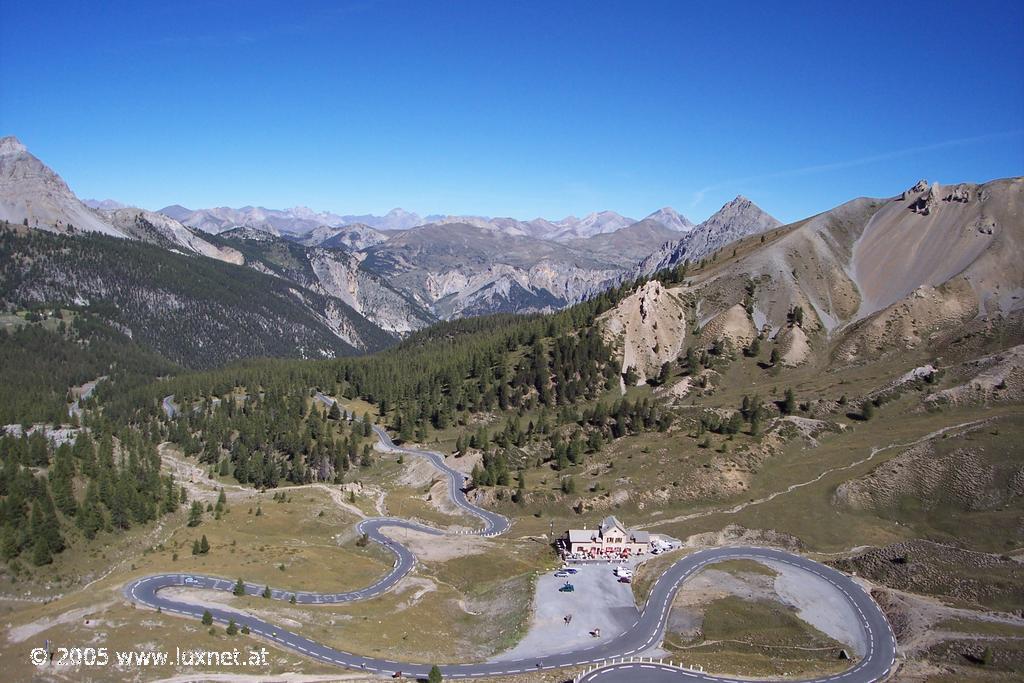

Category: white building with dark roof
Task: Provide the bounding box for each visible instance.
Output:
[564,515,651,558]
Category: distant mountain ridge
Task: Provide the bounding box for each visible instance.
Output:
[0,133,804,364]
[158,203,692,241]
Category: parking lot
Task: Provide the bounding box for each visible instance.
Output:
[492,559,642,661]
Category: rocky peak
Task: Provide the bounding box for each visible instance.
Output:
[0,136,28,156]
[644,206,694,232]
[700,195,779,235]
[900,179,930,201]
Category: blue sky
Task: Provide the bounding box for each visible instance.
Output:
[2,0,1022,223]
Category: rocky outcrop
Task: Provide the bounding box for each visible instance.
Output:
[910,182,941,215]
[598,280,687,384]
[944,184,971,203]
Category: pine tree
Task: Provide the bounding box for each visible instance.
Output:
[428,665,443,683]
[782,388,796,415]
[187,500,203,527]
[233,578,246,596]
[657,361,671,386]
[30,537,52,566]
[746,336,761,357]
[226,619,238,635]
[192,539,201,555]
[201,609,213,625]
[262,585,272,598]
[199,534,210,554]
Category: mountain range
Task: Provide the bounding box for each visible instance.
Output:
[4,133,1016,376]
[0,135,780,350]
[154,203,687,242]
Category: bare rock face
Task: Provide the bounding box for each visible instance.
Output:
[900,179,930,201]
[944,184,971,203]
[910,182,941,215]
[598,280,688,384]
[971,215,997,235]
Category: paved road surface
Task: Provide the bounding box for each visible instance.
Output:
[132,400,895,681]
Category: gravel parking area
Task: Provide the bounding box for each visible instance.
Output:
[492,561,641,661]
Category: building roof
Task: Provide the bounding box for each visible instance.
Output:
[568,529,597,543]
[600,515,625,535]
[631,530,651,543]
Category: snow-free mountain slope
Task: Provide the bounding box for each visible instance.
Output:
[603,177,1022,381]
[0,137,247,264]
[214,229,435,334]
[635,195,782,277]
[298,223,389,251]
[568,219,681,267]
[550,210,637,241]
[104,207,244,264]
[644,206,694,232]
[850,179,1018,319]
[361,222,620,319]
[83,198,127,210]
[0,136,127,237]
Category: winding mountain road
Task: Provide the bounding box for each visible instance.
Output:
[132,399,896,681]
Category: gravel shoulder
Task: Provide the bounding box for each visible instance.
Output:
[764,558,867,655]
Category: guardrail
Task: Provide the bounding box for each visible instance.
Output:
[574,656,705,682]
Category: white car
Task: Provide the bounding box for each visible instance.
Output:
[184,576,200,585]
[613,567,633,578]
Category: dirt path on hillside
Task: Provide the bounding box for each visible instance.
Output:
[637,419,991,530]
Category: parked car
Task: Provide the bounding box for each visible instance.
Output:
[618,576,632,583]
[613,567,633,578]
[559,582,575,593]
[554,571,570,578]
[563,567,580,575]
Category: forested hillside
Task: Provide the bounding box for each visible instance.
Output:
[0,309,177,425]
[0,429,183,569]
[0,224,394,368]
[89,277,675,491]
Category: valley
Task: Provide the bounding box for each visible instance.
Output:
[1,137,1022,683]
